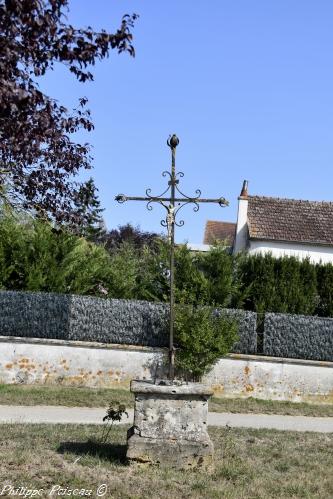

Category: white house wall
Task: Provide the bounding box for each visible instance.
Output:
[248,240,333,264]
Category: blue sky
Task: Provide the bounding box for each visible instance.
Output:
[42,1,333,243]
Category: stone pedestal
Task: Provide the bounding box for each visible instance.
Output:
[126,379,214,469]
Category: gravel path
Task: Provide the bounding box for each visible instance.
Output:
[0,405,332,432]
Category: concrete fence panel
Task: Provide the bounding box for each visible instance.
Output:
[0,291,257,354]
[263,312,333,362]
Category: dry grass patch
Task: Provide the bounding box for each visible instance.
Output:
[0,424,332,498]
[1,384,333,418]
[210,396,333,417]
[0,384,133,408]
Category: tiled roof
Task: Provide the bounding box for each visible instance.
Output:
[203,221,236,245]
[247,196,333,246]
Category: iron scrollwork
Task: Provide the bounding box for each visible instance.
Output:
[115,134,229,380]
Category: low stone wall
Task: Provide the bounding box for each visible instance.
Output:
[0,336,166,388]
[205,355,333,404]
[0,336,332,404]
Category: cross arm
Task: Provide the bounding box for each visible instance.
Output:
[115,194,172,205]
[191,197,229,207]
[115,194,154,203]
[115,194,229,207]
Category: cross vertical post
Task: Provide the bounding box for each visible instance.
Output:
[115,134,228,382]
[167,134,179,379]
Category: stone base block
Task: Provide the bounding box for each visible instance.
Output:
[127,431,214,469]
[126,379,214,469]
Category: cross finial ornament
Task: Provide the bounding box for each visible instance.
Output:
[116,135,229,380]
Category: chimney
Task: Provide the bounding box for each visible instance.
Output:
[233,180,249,254]
[239,180,248,199]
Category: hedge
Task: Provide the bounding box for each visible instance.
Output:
[263,312,333,362]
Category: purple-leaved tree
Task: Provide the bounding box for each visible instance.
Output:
[0,0,137,227]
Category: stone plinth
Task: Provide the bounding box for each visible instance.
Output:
[126,379,214,469]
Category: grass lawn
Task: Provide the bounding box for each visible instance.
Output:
[0,384,134,408]
[0,424,332,498]
[1,383,333,417]
[209,396,333,417]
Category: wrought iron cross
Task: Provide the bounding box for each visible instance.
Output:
[116,134,229,380]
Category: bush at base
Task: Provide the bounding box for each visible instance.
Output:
[174,305,238,380]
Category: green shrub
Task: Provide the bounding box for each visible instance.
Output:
[315,263,333,317]
[199,244,237,307]
[134,240,170,302]
[174,245,210,305]
[107,242,140,299]
[272,257,317,315]
[0,211,113,296]
[1,209,332,320]
[237,253,276,314]
[237,253,318,316]
[174,305,238,380]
